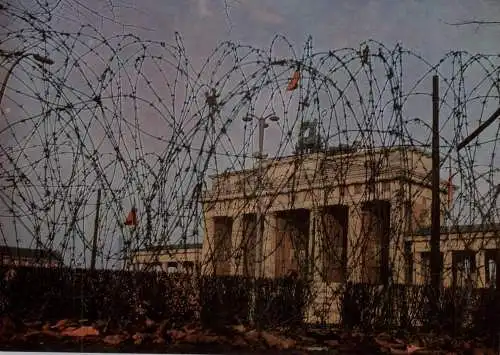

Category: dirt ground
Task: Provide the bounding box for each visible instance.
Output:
[1,316,498,354]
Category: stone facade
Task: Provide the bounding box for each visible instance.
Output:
[201,146,456,323]
[131,243,202,275]
[128,146,499,325]
[410,225,500,289]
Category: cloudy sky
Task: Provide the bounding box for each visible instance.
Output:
[52,0,500,60]
[2,0,500,267]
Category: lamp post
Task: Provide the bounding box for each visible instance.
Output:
[242,112,280,327]
[0,50,54,106]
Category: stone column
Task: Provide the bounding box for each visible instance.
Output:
[304,207,320,324]
[390,201,405,285]
[308,207,321,282]
[201,215,215,275]
[409,245,416,285]
[476,250,485,288]
[442,251,452,288]
[347,204,363,283]
[310,207,324,283]
[262,213,276,278]
[413,252,422,285]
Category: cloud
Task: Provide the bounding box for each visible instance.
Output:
[250,7,284,25]
[197,0,213,18]
[234,1,284,25]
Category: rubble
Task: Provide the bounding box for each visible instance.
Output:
[232,324,246,333]
[183,331,220,344]
[25,329,61,338]
[103,334,127,346]
[0,316,18,339]
[61,326,99,337]
[132,332,151,345]
[260,331,296,350]
[166,328,185,342]
[302,345,329,351]
[155,319,170,338]
[145,317,156,330]
[51,319,71,330]
[231,335,248,347]
[324,339,339,347]
[1,317,499,354]
[152,335,166,344]
[243,329,261,343]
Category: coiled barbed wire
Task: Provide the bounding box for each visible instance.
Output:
[1,2,499,298]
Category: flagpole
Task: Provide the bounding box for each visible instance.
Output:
[123,202,137,271]
[122,232,128,271]
[119,231,124,270]
[132,199,137,271]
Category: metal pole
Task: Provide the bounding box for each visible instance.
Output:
[430,75,441,321]
[256,117,266,279]
[90,188,102,271]
[249,117,266,328]
[242,113,278,328]
[457,107,500,151]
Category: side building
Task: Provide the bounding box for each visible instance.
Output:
[130,242,202,275]
[410,224,499,289]
[0,245,64,268]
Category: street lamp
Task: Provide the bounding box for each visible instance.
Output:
[242,112,280,327]
[0,50,54,106]
[242,113,279,278]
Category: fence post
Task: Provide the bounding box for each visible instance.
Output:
[90,188,101,271]
[430,74,441,328]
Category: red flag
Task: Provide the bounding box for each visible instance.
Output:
[125,207,137,226]
[286,70,300,91]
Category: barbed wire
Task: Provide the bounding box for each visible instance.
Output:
[1,1,500,335]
